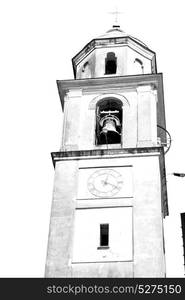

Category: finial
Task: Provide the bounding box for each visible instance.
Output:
[108,6,124,27]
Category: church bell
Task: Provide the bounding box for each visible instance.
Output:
[99,115,121,144]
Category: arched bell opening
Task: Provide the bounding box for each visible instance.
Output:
[96,98,123,145]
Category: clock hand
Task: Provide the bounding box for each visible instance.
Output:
[102,172,112,185]
[101,179,117,189]
[101,179,108,186]
[104,172,110,184]
[106,182,118,189]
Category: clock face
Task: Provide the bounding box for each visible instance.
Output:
[87,169,123,197]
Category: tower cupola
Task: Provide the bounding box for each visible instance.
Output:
[72,25,157,79]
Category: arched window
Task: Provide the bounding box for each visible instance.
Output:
[96,98,122,145]
[82,61,89,71]
[105,52,117,74]
[81,61,91,78]
[134,58,144,74]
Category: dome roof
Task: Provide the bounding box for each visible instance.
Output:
[98,25,148,48]
[98,25,126,38]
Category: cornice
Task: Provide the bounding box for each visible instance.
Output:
[57,73,163,109]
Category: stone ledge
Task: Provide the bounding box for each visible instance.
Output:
[51,146,164,166]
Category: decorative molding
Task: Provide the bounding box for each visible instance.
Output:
[89,93,130,110]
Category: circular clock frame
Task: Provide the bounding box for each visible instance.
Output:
[87,168,123,197]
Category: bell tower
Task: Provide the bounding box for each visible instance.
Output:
[45,25,168,277]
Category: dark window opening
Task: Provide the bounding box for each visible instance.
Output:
[105,52,117,74]
[96,98,122,145]
[100,224,109,247]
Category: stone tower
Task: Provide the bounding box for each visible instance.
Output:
[45,25,168,277]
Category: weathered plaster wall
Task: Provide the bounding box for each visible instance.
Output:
[45,151,165,277]
[45,159,78,277]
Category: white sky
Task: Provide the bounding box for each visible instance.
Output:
[0,0,185,277]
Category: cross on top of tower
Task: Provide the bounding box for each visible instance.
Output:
[108,6,124,26]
